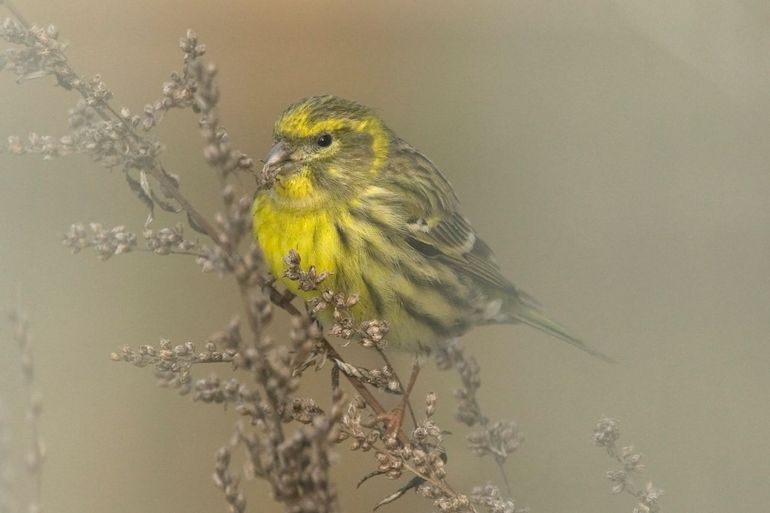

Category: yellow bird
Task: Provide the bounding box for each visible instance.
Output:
[253,95,611,362]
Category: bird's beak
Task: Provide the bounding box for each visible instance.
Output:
[261,141,297,184]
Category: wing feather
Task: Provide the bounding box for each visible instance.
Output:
[406,212,514,291]
[379,139,515,292]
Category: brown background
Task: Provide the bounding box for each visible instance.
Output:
[2,1,770,512]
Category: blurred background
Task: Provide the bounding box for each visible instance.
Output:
[2,0,770,511]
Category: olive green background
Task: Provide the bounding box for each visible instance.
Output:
[2,1,770,511]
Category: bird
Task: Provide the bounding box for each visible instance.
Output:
[252,95,611,363]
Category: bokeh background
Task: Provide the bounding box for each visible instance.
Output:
[2,0,770,511]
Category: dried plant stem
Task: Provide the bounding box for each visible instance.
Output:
[131,247,208,258]
[7,0,399,442]
[375,444,467,510]
[593,417,663,512]
[375,348,417,427]
[0,0,30,28]
[152,163,223,240]
[0,7,532,510]
[437,340,523,497]
[278,296,389,409]
[7,309,45,513]
[2,0,223,244]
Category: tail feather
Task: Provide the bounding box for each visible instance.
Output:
[512,302,615,363]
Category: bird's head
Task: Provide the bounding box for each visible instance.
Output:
[261,96,391,203]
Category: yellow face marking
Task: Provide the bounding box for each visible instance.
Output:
[275,109,389,175]
[367,119,389,175]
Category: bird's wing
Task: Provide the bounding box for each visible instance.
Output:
[378,141,615,362]
[405,210,515,291]
[382,139,515,292]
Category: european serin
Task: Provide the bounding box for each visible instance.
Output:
[253,95,610,362]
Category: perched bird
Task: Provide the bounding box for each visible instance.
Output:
[253,95,611,362]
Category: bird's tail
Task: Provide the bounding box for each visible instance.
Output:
[511,293,615,363]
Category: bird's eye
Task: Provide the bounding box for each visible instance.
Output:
[317,134,333,147]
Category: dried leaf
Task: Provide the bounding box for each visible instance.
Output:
[187,210,207,235]
[16,70,50,83]
[150,188,182,213]
[125,170,155,225]
[159,165,180,189]
[139,170,153,198]
[356,469,386,488]
[372,476,424,510]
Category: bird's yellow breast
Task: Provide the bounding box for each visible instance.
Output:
[252,183,473,351]
[252,192,341,299]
